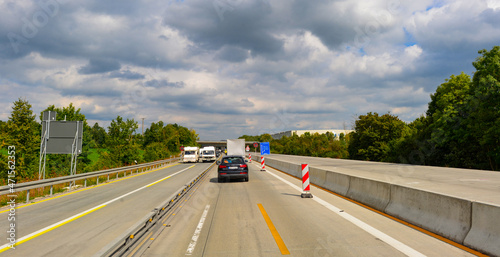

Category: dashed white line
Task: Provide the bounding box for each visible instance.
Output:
[186,205,210,255]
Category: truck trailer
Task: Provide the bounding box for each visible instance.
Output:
[226,139,245,156]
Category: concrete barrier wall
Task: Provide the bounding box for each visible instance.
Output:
[308,167,327,188]
[463,202,500,256]
[323,171,350,195]
[346,177,391,212]
[258,154,500,257]
[385,185,472,243]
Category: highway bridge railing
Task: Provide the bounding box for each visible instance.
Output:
[0,157,180,202]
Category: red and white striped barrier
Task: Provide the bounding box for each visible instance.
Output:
[301,163,313,198]
[249,154,252,163]
[260,156,265,171]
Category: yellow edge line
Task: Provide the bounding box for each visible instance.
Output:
[146,176,171,187]
[268,165,488,257]
[146,164,195,188]
[0,163,180,214]
[0,204,107,253]
[257,203,290,255]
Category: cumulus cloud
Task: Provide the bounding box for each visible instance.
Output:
[109,69,145,80]
[79,58,121,74]
[0,0,499,139]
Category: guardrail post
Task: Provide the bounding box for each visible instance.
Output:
[84,179,87,188]
[50,185,53,196]
[97,177,99,185]
[26,190,29,203]
[116,172,119,179]
[108,174,110,182]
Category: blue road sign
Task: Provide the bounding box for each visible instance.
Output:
[260,142,270,155]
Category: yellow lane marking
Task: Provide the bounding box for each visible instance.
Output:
[257,203,290,255]
[146,176,171,187]
[146,165,194,188]
[0,204,106,253]
[0,163,180,213]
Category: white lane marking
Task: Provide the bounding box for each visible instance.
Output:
[259,164,426,257]
[99,165,194,205]
[0,165,195,251]
[186,205,210,255]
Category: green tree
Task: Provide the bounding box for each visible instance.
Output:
[2,98,40,180]
[348,112,407,161]
[425,73,473,167]
[143,121,165,147]
[107,116,141,165]
[465,46,500,170]
[388,116,432,165]
[144,142,170,162]
[142,121,198,160]
[391,46,500,170]
[91,122,107,148]
[259,134,273,143]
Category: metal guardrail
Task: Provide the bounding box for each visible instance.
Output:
[97,160,217,257]
[0,157,180,201]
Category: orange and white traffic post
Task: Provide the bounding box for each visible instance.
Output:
[249,153,252,163]
[260,156,266,171]
[301,163,313,198]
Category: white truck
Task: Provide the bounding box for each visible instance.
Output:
[182,146,199,163]
[199,146,216,162]
[226,139,245,156]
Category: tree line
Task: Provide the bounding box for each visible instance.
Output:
[0,101,198,184]
[240,132,350,159]
[242,46,500,171]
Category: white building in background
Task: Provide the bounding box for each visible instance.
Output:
[270,129,354,140]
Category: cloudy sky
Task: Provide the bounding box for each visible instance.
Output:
[1,0,499,140]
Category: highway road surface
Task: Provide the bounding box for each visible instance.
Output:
[140,161,477,257]
[0,159,482,256]
[0,162,212,256]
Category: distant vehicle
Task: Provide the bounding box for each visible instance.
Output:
[199,146,216,162]
[217,155,249,182]
[182,146,199,163]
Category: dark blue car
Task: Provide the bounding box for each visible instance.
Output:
[217,155,249,182]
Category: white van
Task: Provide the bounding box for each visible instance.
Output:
[182,146,199,163]
[199,146,216,162]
